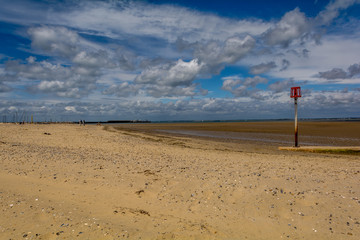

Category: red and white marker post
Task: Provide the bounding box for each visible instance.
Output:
[290,87,301,147]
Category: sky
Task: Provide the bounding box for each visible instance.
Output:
[0,0,360,122]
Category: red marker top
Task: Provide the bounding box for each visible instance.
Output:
[290,86,301,98]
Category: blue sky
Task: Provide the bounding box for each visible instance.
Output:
[0,0,360,121]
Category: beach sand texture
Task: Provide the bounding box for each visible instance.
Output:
[0,123,360,239]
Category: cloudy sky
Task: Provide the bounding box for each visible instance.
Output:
[0,0,360,121]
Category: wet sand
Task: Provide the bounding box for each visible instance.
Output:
[112,121,360,149]
[1,122,360,239]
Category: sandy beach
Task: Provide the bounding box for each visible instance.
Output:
[1,122,360,239]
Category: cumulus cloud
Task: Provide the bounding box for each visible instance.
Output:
[4,58,98,98]
[145,84,205,98]
[0,83,12,92]
[244,76,268,87]
[2,25,141,98]
[57,1,269,43]
[189,35,256,71]
[135,59,202,87]
[316,0,360,25]
[5,58,74,81]
[221,76,245,96]
[318,62,360,79]
[132,58,211,97]
[348,63,360,77]
[102,82,140,97]
[318,68,348,79]
[73,50,109,68]
[250,62,277,75]
[268,79,296,93]
[65,106,77,112]
[1,88,360,122]
[263,0,360,48]
[174,35,256,76]
[308,89,360,107]
[264,8,310,47]
[28,26,81,58]
[280,59,290,71]
[222,75,268,97]
[28,26,136,71]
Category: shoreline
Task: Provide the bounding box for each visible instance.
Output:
[110,121,360,149]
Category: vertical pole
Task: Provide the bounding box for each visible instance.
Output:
[294,97,298,147]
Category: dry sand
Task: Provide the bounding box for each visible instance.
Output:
[0,123,360,239]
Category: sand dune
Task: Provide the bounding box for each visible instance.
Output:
[0,123,359,239]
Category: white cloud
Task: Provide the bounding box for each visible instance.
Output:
[317,62,360,80]
[268,79,296,93]
[266,33,360,84]
[135,59,202,87]
[28,26,81,58]
[102,82,140,97]
[348,63,360,77]
[191,35,255,69]
[59,1,269,43]
[38,80,65,91]
[316,0,360,25]
[250,62,277,75]
[0,1,270,43]
[244,76,268,87]
[2,88,359,121]
[264,8,310,47]
[65,106,77,112]
[318,68,348,79]
[3,58,98,98]
[221,75,268,97]
[0,83,12,92]
[28,26,136,71]
[146,84,200,98]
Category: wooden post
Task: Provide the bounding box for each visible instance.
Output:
[294,97,298,147]
[290,86,301,147]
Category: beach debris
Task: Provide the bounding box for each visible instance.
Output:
[143,170,155,176]
[138,209,150,216]
[135,189,145,195]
